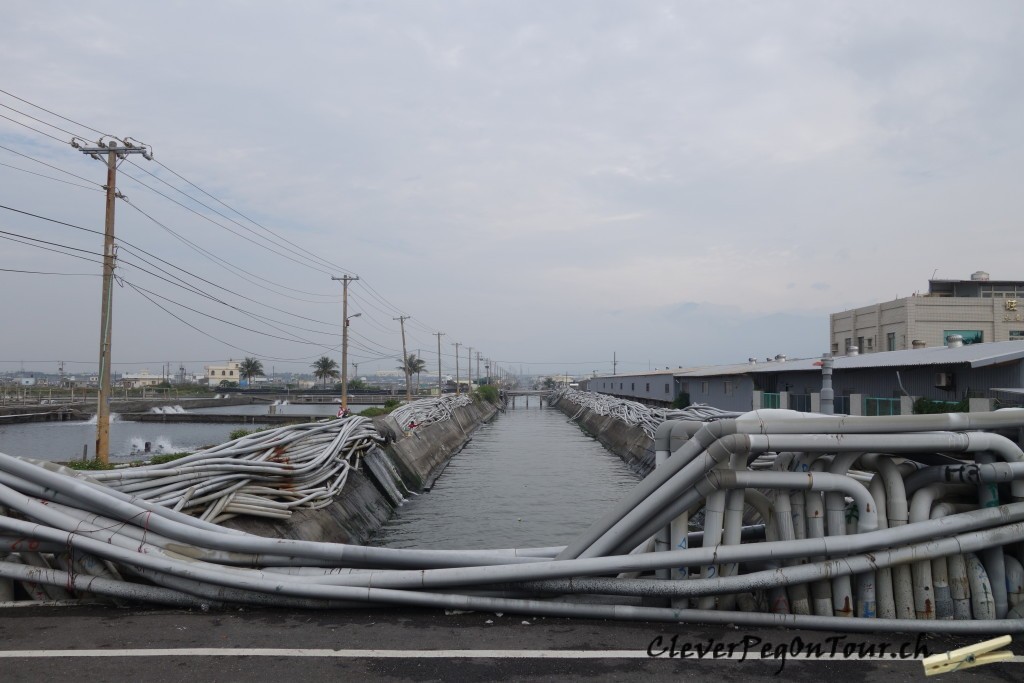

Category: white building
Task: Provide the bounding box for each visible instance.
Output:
[120,370,162,389]
[831,271,1024,355]
[204,360,242,385]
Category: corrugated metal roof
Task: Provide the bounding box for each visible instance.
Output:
[672,341,1024,378]
[589,341,1024,382]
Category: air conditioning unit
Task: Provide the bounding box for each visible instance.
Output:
[934,372,954,388]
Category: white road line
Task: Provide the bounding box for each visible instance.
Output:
[0,648,1021,661]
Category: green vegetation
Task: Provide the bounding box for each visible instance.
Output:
[384,398,401,409]
[64,459,115,471]
[541,377,557,390]
[148,452,190,465]
[474,384,499,404]
[358,407,391,417]
[312,356,340,388]
[672,392,691,409]
[913,397,969,414]
[239,357,264,387]
[398,353,428,392]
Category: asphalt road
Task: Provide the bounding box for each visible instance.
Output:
[0,605,1020,682]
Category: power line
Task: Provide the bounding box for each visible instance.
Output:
[0,112,68,143]
[116,165,338,278]
[120,197,341,303]
[0,161,102,192]
[0,101,83,139]
[0,267,99,276]
[0,143,100,185]
[0,88,112,138]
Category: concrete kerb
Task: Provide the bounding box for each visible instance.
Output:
[554,396,655,476]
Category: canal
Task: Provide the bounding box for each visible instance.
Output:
[372,405,640,550]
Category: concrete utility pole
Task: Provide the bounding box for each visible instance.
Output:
[331,274,359,413]
[466,346,473,390]
[613,351,617,376]
[394,315,411,402]
[476,352,481,382]
[452,342,461,395]
[77,138,152,464]
[434,332,445,395]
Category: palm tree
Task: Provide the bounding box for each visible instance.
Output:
[239,357,264,388]
[398,354,428,395]
[312,356,340,388]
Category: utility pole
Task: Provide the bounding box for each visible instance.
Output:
[394,315,411,402]
[434,332,445,395]
[466,346,473,390]
[476,352,481,382]
[613,351,617,376]
[77,138,152,464]
[331,274,359,413]
[452,342,461,395]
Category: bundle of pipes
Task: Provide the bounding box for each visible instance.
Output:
[85,416,383,523]
[389,394,473,432]
[552,387,743,438]
[2,408,1024,635]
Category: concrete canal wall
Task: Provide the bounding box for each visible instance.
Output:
[225,399,499,544]
[551,394,655,477]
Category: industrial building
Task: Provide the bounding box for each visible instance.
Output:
[584,339,1024,415]
[830,270,1024,355]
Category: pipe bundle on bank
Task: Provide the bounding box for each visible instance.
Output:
[390,394,473,432]
[1,402,1024,634]
[551,387,743,438]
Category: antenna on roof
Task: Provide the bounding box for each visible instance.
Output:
[931,268,938,280]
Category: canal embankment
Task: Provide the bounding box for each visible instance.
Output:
[224,398,499,545]
[549,392,655,476]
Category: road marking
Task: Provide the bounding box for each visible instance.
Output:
[0,648,1021,661]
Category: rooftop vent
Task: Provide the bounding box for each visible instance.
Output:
[848,346,859,357]
[971,270,990,281]
[912,340,927,349]
[775,354,787,362]
[748,357,757,365]
[947,334,964,348]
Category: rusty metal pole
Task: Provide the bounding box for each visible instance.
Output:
[452,342,461,395]
[394,315,411,402]
[78,138,151,464]
[331,275,359,414]
[94,144,118,464]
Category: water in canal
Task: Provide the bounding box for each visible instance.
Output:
[372,405,640,550]
[0,418,271,462]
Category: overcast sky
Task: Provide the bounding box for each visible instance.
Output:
[2,1,1023,378]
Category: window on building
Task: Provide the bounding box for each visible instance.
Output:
[844,338,852,353]
[701,381,709,394]
[887,332,896,351]
[831,343,839,354]
[619,383,623,390]
[229,370,234,376]
[857,336,865,352]
[665,383,670,394]
[944,330,984,345]
[645,382,650,392]
[1010,330,1024,339]
[724,380,734,395]
[865,337,873,351]
[631,383,635,391]
[221,370,226,376]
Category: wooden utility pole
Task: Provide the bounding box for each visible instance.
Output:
[77,139,151,464]
[331,274,359,413]
[452,342,461,395]
[434,332,445,395]
[394,315,411,402]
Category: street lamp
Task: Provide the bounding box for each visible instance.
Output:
[341,312,362,414]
